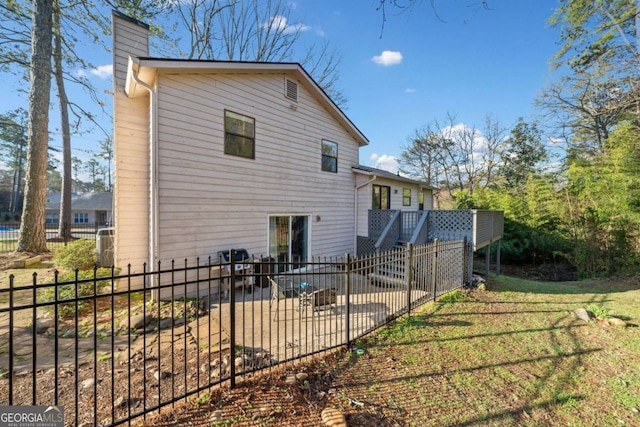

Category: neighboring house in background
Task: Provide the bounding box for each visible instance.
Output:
[112,12,436,274]
[45,192,113,226]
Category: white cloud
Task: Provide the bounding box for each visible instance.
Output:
[404,88,416,93]
[77,64,112,79]
[371,50,403,66]
[370,153,399,174]
[264,15,309,34]
[91,65,113,79]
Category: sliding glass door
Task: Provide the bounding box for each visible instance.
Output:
[269,215,309,272]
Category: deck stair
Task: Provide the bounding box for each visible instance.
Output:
[368,241,410,288]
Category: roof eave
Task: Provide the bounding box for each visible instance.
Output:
[125,57,369,146]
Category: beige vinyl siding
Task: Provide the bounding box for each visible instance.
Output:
[154,72,358,262]
[355,174,373,238]
[112,15,150,272]
[421,189,434,210]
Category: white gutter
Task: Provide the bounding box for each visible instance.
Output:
[130,61,159,280]
[354,174,377,253]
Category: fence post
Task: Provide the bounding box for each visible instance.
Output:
[8,275,14,404]
[406,243,414,315]
[229,250,236,388]
[432,239,439,301]
[466,238,473,285]
[345,253,351,348]
[463,236,469,286]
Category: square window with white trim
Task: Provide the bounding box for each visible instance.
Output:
[224,110,255,159]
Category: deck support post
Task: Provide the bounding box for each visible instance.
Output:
[484,239,491,284]
[496,239,501,276]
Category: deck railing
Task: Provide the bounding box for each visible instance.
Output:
[365,209,503,254]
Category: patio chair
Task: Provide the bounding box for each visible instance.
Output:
[300,288,337,313]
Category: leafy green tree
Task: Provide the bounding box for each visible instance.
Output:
[498,118,547,189]
[561,123,640,274]
[549,0,638,74]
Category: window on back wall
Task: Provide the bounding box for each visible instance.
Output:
[403,188,411,206]
[224,110,255,159]
[321,140,338,172]
[372,184,390,210]
[74,213,88,223]
[45,213,59,224]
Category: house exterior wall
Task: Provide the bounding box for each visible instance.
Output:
[421,189,434,210]
[153,71,360,262]
[355,175,434,238]
[112,14,150,272]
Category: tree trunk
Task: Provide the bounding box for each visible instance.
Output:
[53,0,72,240]
[16,0,54,253]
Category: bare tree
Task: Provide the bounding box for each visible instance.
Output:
[375,0,492,36]
[480,114,506,187]
[400,113,503,206]
[17,0,53,253]
[173,0,346,106]
[535,74,633,158]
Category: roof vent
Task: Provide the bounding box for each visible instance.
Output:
[285,78,298,102]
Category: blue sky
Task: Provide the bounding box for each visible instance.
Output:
[5,0,563,175]
[291,0,562,172]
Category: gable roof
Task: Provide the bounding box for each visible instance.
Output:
[46,192,113,211]
[125,57,369,147]
[352,165,437,190]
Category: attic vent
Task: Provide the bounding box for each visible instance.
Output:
[285,78,298,102]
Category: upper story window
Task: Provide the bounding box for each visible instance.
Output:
[403,188,411,206]
[321,140,338,173]
[372,184,390,210]
[224,110,255,159]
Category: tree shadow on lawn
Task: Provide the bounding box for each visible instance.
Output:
[322,287,619,426]
[489,274,639,295]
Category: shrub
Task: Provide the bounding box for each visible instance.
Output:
[438,290,465,305]
[586,304,611,319]
[40,268,117,319]
[53,239,97,271]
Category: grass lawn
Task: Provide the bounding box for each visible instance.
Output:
[148,274,640,427]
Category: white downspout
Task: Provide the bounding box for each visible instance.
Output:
[354,174,377,254]
[130,66,159,287]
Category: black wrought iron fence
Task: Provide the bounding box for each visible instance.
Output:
[0,222,109,254]
[0,240,468,426]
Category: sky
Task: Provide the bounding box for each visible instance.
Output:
[4,0,564,176]
[290,0,562,172]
